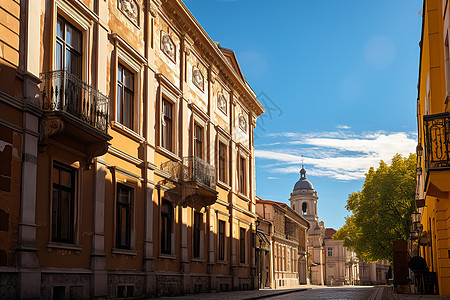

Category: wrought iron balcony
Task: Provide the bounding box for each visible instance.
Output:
[182,156,216,190]
[161,156,216,190]
[423,112,450,172]
[160,156,217,210]
[40,70,109,134]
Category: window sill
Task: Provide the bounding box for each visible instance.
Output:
[217,181,231,191]
[237,192,250,202]
[156,146,181,162]
[191,258,205,263]
[216,260,228,265]
[112,248,137,256]
[159,253,177,260]
[239,263,249,267]
[47,242,83,252]
[111,121,145,142]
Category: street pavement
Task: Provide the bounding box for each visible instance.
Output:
[157,285,450,300]
[267,286,373,300]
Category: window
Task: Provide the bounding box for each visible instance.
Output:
[238,156,246,195]
[218,220,225,260]
[240,228,246,264]
[117,64,134,129]
[194,123,203,159]
[218,142,227,183]
[328,247,333,257]
[161,98,173,151]
[56,16,82,77]
[52,162,75,243]
[302,202,307,215]
[161,200,172,254]
[116,184,132,249]
[193,212,202,258]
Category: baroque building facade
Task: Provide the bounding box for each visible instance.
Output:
[323,228,359,286]
[413,0,450,295]
[255,197,309,289]
[289,166,325,285]
[0,0,264,298]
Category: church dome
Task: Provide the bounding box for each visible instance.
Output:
[293,166,314,190]
[294,178,314,190]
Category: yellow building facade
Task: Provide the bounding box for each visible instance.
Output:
[0,0,264,298]
[414,0,450,295]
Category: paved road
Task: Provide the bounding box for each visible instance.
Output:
[266,286,374,300]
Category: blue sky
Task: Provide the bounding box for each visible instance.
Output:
[184,0,422,229]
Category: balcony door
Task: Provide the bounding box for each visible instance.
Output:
[56,17,82,78]
[55,17,82,114]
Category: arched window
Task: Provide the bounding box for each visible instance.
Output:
[302,202,307,215]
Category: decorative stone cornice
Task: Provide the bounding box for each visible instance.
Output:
[159,0,264,117]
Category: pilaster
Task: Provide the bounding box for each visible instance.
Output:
[90,162,107,298]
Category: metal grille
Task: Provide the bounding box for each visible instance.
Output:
[160,156,216,190]
[183,156,216,190]
[40,70,109,133]
[424,112,450,171]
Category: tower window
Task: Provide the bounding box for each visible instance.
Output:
[302,202,307,215]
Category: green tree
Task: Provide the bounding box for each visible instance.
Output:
[334,153,416,263]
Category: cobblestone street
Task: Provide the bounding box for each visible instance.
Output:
[266,286,373,300]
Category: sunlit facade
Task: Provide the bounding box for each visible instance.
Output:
[0,0,264,298]
[413,0,450,295]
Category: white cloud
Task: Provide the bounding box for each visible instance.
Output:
[336,125,351,129]
[255,131,416,181]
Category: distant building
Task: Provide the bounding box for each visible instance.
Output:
[255,197,309,289]
[323,228,359,286]
[359,260,390,286]
[289,166,325,285]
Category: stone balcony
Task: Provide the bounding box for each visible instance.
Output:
[39,70,111,163]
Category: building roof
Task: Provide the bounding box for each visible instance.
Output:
[256,196,310,229]
[324,228,337,239]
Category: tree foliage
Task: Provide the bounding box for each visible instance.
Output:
[334,153,416,263]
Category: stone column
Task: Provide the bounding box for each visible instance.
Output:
[16,0,42,298]
[90,162,107,298]
[180,206,190,293]
[207,206,216,292]
[229,94,238,289]
[143,185,155,295]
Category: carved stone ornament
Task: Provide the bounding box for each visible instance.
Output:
[118,0,139,24]
[217,93,227,114]
[161,31,176,61]
[149,2,158,17]
[40,116,65,145]
[192,66,204,91]
[238,114,247,133]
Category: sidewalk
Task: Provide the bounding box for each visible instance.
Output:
[157,286,309,300]
[369,285,450,300]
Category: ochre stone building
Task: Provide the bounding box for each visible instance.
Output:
[0,0,264,298]
[413,0,450,295]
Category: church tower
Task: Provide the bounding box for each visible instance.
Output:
[289,166,319,225]
[289,165,325,285]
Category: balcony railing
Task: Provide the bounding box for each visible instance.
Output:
[161,156,216,190]
[423,112,450,171]
[183,156,216,190]
[40,70,109,134]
